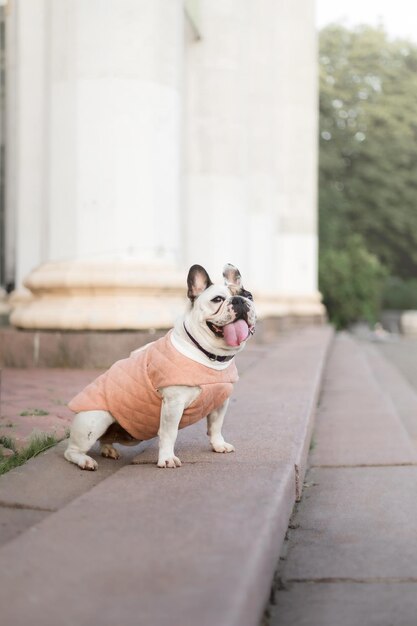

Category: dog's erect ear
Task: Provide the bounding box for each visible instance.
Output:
[187,265,213,303]
[223,263,242,293]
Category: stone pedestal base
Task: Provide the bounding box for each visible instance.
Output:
[255,292,325,320]
[10,261,187,330]
[9,260,326,331]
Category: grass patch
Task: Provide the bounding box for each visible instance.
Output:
[0,432,64,476]
[20,408,50,417]
[0,435,16,452]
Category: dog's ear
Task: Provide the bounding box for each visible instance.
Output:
[223,263,242,294]
[187,265,213,303]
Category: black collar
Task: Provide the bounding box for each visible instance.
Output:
[183,323,235,363]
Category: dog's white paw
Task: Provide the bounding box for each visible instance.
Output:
[100,444,120,460]
[211,441,235,453]
[64,448,98,470]
[157,455,182,468]
[78,455,98,471]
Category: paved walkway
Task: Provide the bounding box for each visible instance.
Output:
[0,368,99,447]
[268,333,417,626]
[0,326,333,626]
[3,329,415,625]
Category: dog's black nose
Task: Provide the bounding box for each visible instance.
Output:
[231,296,250,319]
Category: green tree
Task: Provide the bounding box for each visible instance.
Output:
[319,25,417,278]
[319,234,387,329]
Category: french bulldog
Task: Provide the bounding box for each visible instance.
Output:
[64,263,256,470]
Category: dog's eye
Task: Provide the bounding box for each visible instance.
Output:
[211,296,225,303]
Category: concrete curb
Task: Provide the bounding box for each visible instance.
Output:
[0,326,333,626]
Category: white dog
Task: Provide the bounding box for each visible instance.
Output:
[64,264,256,470]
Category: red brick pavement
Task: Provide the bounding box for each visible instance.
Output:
[0,369,102,448]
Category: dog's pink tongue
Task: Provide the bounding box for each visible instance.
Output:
[223,319,249,347]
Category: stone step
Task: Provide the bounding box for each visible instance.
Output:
[309,333,417,468]
[269,333,417,626]
[271,465,417,626]
[0,325,333,626]
[0,317,309,368]
[362,342,417,446]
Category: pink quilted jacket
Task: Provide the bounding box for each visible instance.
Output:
[68,331,239,440]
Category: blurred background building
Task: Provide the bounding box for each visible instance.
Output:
[0,0,324,330]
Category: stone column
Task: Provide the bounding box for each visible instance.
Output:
[10,0,186,329]
[272,1,321,305]
[6,0,48,291]
[183,0,250,274]
[245,0,279,293]
[184,0,323,319]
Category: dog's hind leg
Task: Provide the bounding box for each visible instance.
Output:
[98,422,141,459]
[100,443,120,459]
[64,410,115,470]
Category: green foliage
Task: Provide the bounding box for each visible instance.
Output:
[319,25,417,278]
[382,276,417,310]
[319,235,387,329]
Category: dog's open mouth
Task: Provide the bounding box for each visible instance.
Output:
[207,321,224,338]
[207,319,254,347]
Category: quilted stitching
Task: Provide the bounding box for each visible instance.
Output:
[68,332,238,440]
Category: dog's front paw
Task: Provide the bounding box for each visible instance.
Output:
[81,456,99,470]
[64,448,98,470]
[211,441,235,453]
[157,455,182,468]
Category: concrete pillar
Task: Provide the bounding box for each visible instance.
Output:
[245,0,322,316]
[7,0,48,290]
[246,0,279,293]
[184,0,323,318]
[183,0,250,274]
[11,0,186,329]
[272,0,319,297]
[10,0,324,330]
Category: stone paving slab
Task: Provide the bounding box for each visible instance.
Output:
[0,440,149,512]
[270,582,417,626]
[0,462,295,626]
[283,466,417,582]
[363,342,417,444]
[0,440,152,549]
[310,335,417,467]
[310,408,417,467]
[376,337,417,392]
[0,507,47,546]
